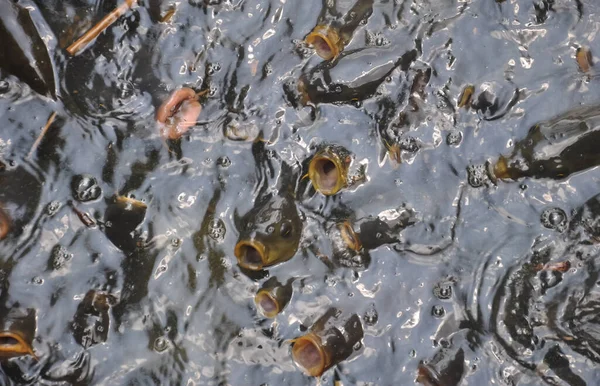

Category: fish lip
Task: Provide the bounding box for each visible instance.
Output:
[115,196,147,210]
[291,332,328,377]
[338,220,362,251]
[0,331,35,359]
[485,159,499,185]
[417,362,443,386]
[305,25,341,61]
[308,150,347,196]
[156,87,197,123]
[254,290,279,318]
[234,239,268,270]
[156,87,202,139]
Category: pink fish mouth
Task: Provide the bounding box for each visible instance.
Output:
[156,87,202,140]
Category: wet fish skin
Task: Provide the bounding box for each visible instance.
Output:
[299,45,418,105]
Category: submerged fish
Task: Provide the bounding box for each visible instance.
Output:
[296,45,418,105]
[0,0,57,98]
[104,196,147,252]
[468,105,600,186]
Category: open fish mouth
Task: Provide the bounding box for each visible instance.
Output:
[255,290,279,318]
[0,331,35,359]
[305,25,341,61]
[234,239,268,270]
[308,151,347,195]
[291,332,328,377]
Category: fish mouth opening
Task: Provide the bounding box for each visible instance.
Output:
[338,221,361,251]
[305,26,340,61]
[291,333,327,377]
[309,154,344,195]
[234,240,267,270]
[416,363,442,386]
[0,332,33,358]
[255,291,279,318]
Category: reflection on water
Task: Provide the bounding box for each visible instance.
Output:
[1,0,600,384]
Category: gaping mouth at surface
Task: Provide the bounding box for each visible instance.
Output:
[254,290,280,318]
[234,240,267,270]
[291,332,328,377]
[305,26,341,61]
[338,220,362,251]
[308,153,345,195]
[0,332,35,359]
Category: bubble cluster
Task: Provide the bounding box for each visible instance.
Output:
[49,244,73,270]
[467,164,490,188]
[540,207,568,232]
[71,174,102,202]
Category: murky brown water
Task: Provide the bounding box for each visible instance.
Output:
[2,0,600,384]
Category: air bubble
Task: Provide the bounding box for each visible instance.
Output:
[154,337,168,352]
[46,201,61,216]
[364,304,378,326]
[400,136,419,152]
[446,130,463,147]
[466,164,489,188]
[208,218,226,242]
[50,244,73,270]
[71,174,102,202]
[433,281,453,300]
[540,207,567,232]
[217,156,231,168]
[432,305,445,318]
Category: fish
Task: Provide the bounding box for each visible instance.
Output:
[0,0,57,98]
[291,308,363,377]
[234,193,302,270]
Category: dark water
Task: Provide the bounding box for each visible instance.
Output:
[1,0,600,384]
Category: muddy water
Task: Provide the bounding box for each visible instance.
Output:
[1,0,600,384]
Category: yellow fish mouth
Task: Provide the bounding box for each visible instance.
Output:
[305,25,341,61]
[291,332,329,377]
[0,331,36,359]
[234,239,267,270]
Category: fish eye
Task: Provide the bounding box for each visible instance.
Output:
[280,221,292,238]
[267,225,275,234]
